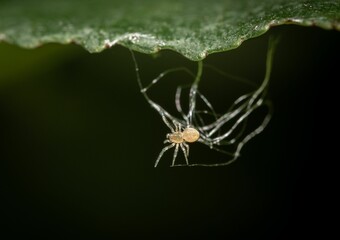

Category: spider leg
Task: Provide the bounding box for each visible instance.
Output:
[184,142,241,167]
[187,61,203,124]
[175,85,217,129]
[203,37,277,138]
[174,144,238,167]
[155,143,175,168]
[196,90,218,122]
[203,64,256,88]
[175,86,189,125]
[142,67,195,93]
[180,143,189,166]
[131,50,186,131]
[172,120,183,132]
[171,144,179,167]
[175,84,218,130]
[177,121,182,131]
[217,101,273,146]
[162,114,175,132]
[203,100,250,136]
[173,120,179,131]
[183,142,189,157]
[190,102,272,167]
[195,90,222,136]
[201,37,276,135]
[131,49,194,94]
[210,100,272,144]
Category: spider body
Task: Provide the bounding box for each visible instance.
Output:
[155,121,200,167]
[168,127,200,144]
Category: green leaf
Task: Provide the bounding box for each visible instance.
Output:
[0,0,339,60]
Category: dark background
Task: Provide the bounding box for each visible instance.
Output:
[0,25,338,239]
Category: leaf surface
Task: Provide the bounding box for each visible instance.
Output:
[0,0,339,60]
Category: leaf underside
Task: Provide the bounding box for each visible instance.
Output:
[0,0,339,60]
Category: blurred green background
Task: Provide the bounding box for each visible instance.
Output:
[0,25,338,238]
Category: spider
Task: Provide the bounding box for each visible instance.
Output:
[130,37,278,167]
[154,119,200,167]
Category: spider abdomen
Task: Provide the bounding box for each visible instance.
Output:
[183,128,200,143]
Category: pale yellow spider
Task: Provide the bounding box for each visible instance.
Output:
[155,120,200,167]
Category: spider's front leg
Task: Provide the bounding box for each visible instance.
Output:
[162,115,175,132]
[171,144,179,167]
[172,120,182,132]
[155,143,175,168]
